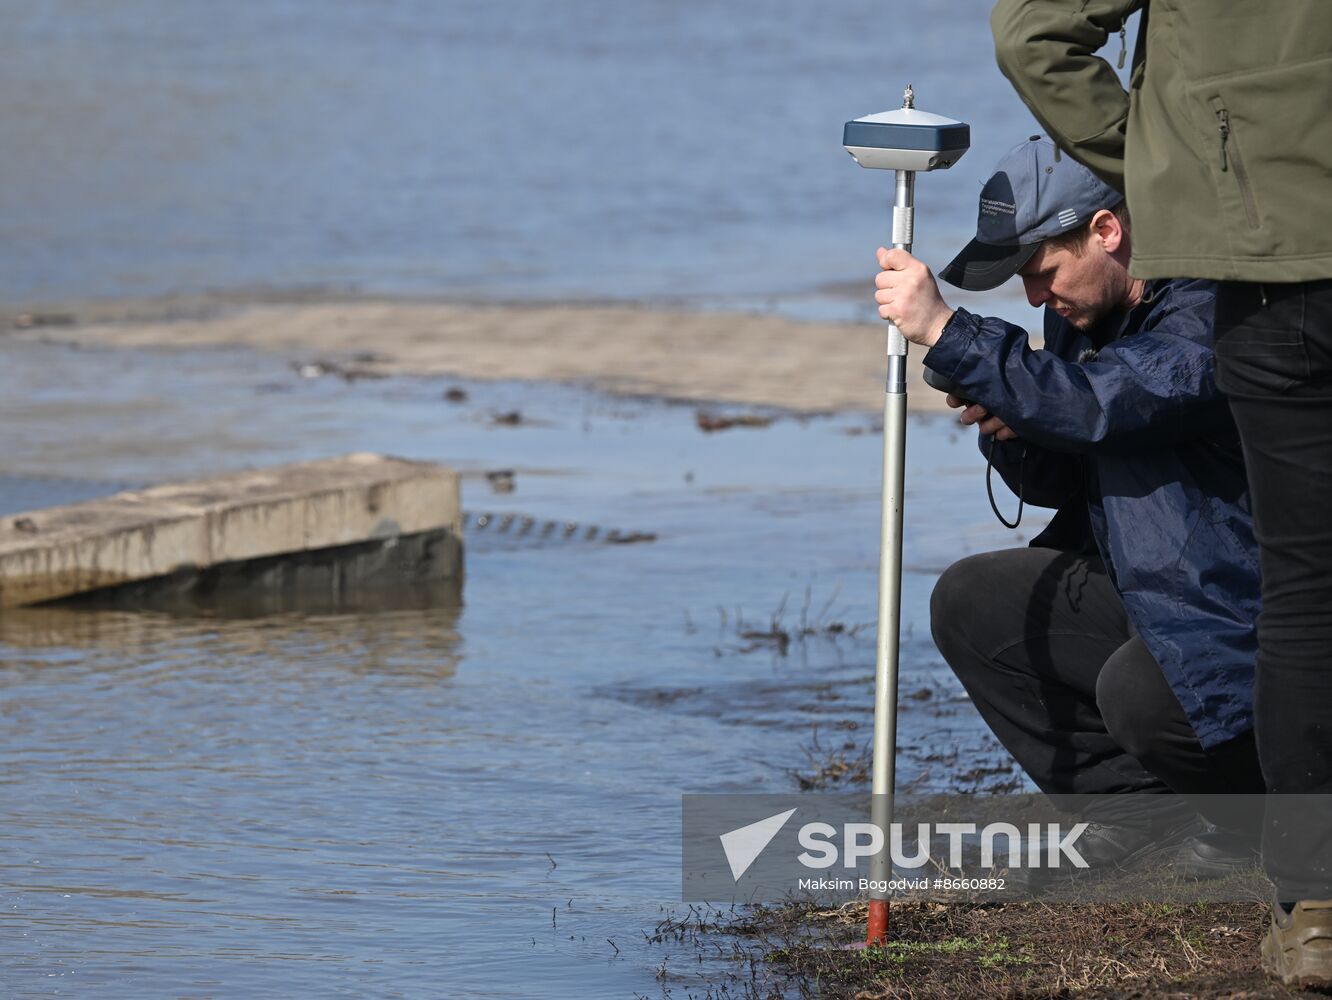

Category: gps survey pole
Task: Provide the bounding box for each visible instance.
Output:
[843,87,969,944]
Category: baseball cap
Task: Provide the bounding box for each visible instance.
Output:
[939,136,1121,291]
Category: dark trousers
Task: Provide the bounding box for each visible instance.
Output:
[1215,279,1332,899]
[931,547,1264,829]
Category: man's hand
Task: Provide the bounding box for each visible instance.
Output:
[874,248,955,348]
[946,394,1020,442]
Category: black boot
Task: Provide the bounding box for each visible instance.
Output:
[1174,822,1261,880]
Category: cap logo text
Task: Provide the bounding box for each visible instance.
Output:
[980,198,1016,217]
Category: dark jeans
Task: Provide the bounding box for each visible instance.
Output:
[1215,278,1332,900]
[931,547,1264,830]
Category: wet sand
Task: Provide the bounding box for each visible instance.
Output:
[4,298,963,415]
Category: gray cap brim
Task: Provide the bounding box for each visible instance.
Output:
[939,238,1040,292]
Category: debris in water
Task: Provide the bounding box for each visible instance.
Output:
[695,411,775,433]
[462,511,655,546]
[739,625,790,656]
[292,357,385,382]
[485,470,515,493]
[788,727,869,790]
[13,312,75,329]
[606,531,656,545]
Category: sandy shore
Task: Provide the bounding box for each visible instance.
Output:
[5,298,971,415]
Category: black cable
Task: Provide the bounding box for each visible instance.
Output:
[985,435,1026,529]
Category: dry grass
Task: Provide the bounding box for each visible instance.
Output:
[650,897,1322,999]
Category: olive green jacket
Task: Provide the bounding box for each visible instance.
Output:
[990,0,1332,283]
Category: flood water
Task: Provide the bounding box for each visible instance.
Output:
[1,338,1047,997]
[0,0,1134,317]
[0,2,1098,991]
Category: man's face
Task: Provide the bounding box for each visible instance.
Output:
[1015,236,1128,331]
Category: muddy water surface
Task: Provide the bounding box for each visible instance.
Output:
[0,1,1136,317]
[1,340,1045,997]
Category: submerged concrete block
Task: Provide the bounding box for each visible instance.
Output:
[0,454,462,607]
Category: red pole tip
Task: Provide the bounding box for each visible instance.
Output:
[866,899,890,945]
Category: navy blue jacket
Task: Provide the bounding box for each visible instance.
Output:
[923,278,1258,749]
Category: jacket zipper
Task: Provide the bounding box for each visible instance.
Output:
[1213,103,1261,229]
[1117,27,1127,69]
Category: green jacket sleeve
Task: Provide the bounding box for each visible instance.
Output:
[990,0,1143,194]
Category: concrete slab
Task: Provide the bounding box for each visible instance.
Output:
[0,453,462,607]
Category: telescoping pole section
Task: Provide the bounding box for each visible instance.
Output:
[842,88,968,945]
[865,166,914,945]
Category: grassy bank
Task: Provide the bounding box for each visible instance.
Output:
[651,897,1316,999]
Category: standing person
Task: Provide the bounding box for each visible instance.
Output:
[987,0,1332,986]
[873,136,1265,874]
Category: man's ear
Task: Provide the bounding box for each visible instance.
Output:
[1091,208,1125,254]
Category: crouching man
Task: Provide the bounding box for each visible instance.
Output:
[874,137,1263,874]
